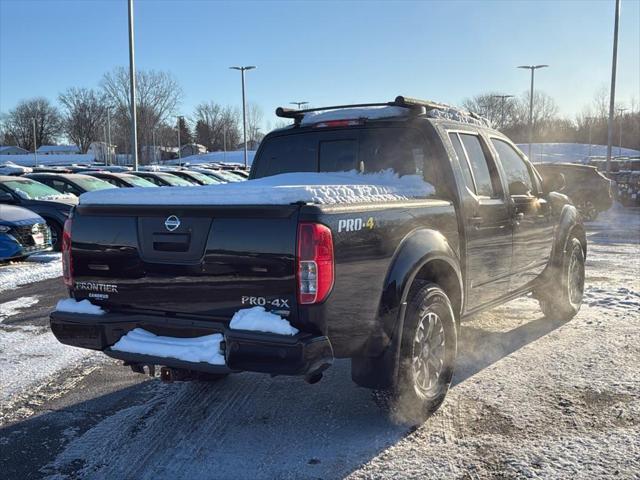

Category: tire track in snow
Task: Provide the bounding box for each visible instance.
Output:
[43,362,406,480]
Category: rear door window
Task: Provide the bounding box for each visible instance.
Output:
[449,133,475,192]
[459,133,496,197]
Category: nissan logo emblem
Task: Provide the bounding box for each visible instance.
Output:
[164,215,181,232]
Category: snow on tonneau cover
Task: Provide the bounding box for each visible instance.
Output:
[71,170,435,321]
[79,170,435,206]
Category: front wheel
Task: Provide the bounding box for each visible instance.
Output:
[540,237,585,321]
[377,282,457,425]
[46,220,62,251]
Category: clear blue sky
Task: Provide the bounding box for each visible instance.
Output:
[1,0,639,127]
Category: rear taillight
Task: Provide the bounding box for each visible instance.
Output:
[62,218,73,287]
[297,223,334,304]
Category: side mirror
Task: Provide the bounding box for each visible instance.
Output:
[509,180,531,196]
[0,191,16,203]
[544,172,566,193]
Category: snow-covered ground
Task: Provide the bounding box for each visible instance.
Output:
[517,142,640,164]
[0,253,61,293]
[0,207,638,479]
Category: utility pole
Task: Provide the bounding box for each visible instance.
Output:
[32,118,38,167]
[606,0,621,173]
[490,95,514,129]
[223,127,227,162]
[103,125,108,163]
[177,115,183,161]
[290,101,309,110]
[617,107,627,156]
[127,0,139,171]
[230,66,256,168]
[152,129,156,164]
[587,117,594,158]
[517,65,549,161]
[106,107,113,165]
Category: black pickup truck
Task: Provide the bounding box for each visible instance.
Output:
[50,97,586,422]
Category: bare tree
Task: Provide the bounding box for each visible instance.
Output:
[462,93,518,129]
[101,67,183,162]
[193,102,240,151]
[246,102,264,145]
[58,88,108,152]
[2,97,62,151]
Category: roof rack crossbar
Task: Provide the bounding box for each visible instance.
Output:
[275,95,488,126]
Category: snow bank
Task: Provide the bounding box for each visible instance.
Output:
[517,143,640,164]
[230,307,299,336]
[300,106,408,125]
[111,328,225,365]
[0,153,96,166]
[56,298,105,315]
[80,170,435,206]
[169,150,256,166]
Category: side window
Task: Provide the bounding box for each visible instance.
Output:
[459,133,496,198]
[448,132,475,193]
[491,139,534,195]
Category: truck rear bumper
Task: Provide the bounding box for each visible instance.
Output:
[50,310,333,377]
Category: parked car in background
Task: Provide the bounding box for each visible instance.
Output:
[25,173,116,197]
[0,204,52,260]
[132,171,196,187]
[85,172,159,188]
[535,163,614,221]
[192,168,243,183]
[0,176,77,250]
[170,170,223,185]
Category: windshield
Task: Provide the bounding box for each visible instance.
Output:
[251,127,429,180]
[72,176,116,191]
[212,170,243,182]
[183,171,220,185]
[2,178,75,200]
[123,175,158,187]
[157,173,195,186]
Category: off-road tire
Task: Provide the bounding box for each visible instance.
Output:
[540,237,585,321]
[376,282,457,425]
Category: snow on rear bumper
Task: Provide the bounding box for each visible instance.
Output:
[49,310,333,377]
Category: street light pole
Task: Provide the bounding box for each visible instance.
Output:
[32,118,38,167]
[490,95,514,129]
[518,65,548,161]
[606,0,621,173]
[230,66,256,168]
[127,0,139,171]
[617,107,627,156]
[290,101,309,110]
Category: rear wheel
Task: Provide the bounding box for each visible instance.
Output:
[540,237,585,321]
[377,282,457,425]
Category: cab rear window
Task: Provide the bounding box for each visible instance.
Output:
[252,127,429,179]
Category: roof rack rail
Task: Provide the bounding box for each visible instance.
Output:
[275,95,490,127]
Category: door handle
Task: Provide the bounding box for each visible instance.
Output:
[469,216,483,227]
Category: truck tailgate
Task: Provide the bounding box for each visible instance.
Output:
[70,204,300,322]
